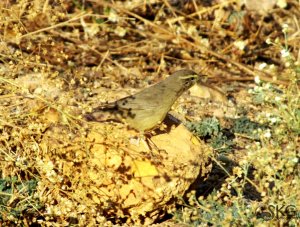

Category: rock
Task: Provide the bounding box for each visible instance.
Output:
[38,119,213,225]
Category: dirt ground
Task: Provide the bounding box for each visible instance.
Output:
[0,0,299,226]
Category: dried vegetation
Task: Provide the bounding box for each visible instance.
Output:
[0,0,299,226]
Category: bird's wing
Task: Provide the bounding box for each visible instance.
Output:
[115,85,175,111]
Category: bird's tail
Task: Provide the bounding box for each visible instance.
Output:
[84,103,121,123]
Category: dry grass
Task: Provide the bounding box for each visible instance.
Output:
[0,0,299,225]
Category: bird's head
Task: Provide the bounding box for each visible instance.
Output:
[168,69,200,90]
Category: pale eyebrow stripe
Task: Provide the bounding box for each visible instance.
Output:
[179,74,198,79]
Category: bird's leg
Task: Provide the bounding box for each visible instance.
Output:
[144,126,168,156]
[127,132,162,163]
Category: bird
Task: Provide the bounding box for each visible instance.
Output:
[84,69,200,132]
